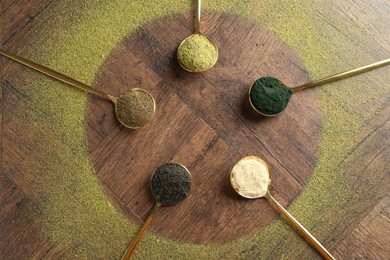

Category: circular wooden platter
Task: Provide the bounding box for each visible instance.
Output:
[88,13,321,244]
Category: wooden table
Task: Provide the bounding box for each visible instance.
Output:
[1,1,389,259]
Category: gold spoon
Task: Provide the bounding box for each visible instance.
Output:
[230,156,336,260]
[121,163,192,259]
[249,58,390,116]
[0,49,156,129]
[177,0,218,72]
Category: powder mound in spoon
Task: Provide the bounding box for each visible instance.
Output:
[230,157,270,198]
[151,163,192,206]
[249,76,293,116]
[116,89,155,128]
[177,34,218,72]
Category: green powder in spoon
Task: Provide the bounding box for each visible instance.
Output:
[177,34,218,72]
[249,76,293,116]
[150,163,192,206]
[116,89,155,128]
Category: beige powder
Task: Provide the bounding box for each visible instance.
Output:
[230,156,270,198]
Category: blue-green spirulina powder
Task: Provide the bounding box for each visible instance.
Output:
[249,76,293,116]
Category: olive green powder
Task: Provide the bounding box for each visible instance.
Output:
[151,163,192,206]
[116,89,155,128]
[249,76,293,116]
[177,34,218,72]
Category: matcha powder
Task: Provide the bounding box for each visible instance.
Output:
[177,34,218,72]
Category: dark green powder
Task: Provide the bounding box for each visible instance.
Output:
[150,163,192,206]
[249,76,293,116]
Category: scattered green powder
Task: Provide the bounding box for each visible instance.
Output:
[15,0,389,259]
[249,77,292,116]
[8,80,133,259]
[177,34,218,72]
[116,89,155,128]
[151,163,192,206]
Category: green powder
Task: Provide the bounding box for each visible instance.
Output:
[177,34,218,72]
[249,77,293,116]
[151,163,192,206]
[116,89,155,128]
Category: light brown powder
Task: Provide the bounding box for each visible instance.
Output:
[116,89,155,128]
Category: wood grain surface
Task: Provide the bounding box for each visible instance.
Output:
[88,13,320,244]
[1,1,389,259]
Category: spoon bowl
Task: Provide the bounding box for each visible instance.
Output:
[230,156,271,198]
[177,0,218,72]
[248,77,292,117]
[249,59,390,116]
[121,163,192,259]
[230,156,335,260]
[177,33,218,73]
[0,49,156,129]
[115,88,156,129]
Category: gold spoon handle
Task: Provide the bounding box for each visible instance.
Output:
[265,191,336,260]
[121,202,161,260]
[0,49,117,103]
[292,58,390,92]
[195,0,201,34]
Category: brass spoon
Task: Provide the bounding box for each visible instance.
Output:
[230,156,336,260]
[249,58,390,116]
[0,49,156,129]
[177,0,218,72]
[121,163,192,259]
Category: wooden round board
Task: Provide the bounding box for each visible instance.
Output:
[1,1,389,259]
